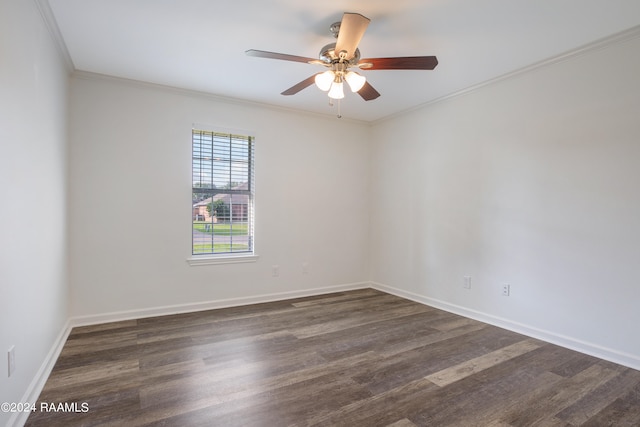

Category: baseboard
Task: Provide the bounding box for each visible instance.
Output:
[370,281,640,371]
[8,319,73,427]
[69,281,371,327]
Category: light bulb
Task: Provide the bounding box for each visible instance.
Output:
[345,71,366,92]
[328,81,344,99]
[314,71,334,91]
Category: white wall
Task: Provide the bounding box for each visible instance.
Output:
[370,34,640,366]
[0,0,70,425]
[68,75,371,318]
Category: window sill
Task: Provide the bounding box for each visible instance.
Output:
[187,254,259,266]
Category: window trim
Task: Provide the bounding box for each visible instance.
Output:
[186,254,259,266]
[189,125,256,264]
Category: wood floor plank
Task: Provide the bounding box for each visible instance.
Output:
[501,363,620,426]
[425,338,543,387]
[553,364,640,425]
[582,382,640,426]
[59,330,139,357]
[161,373,372,427]
[43,359,140,390]
[289,298,429,339]
[378,321,488,358]
[385,419,418,427]
[290,288,382,307]
[307,377,439,426]
[25,289,640,427]
[419,370,564,426]
[354,326,529,395]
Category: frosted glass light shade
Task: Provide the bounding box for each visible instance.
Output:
[315,71,334,91]
[328,81,344,99]
[345,71,366,92]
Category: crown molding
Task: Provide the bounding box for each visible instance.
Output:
[374,24,640,125]
[33,0,75,72]
[71,70,369,125]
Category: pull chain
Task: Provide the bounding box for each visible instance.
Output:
[327,97,342,119]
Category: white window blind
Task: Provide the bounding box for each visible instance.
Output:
[192,129,254,255]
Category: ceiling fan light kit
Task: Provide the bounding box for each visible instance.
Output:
[327,80,345,100]
[314,70,334,91]
[314,61,367,99]
[246,12,438,113]
[345,71,366,92]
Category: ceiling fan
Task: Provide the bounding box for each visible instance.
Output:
[246,12,438,103]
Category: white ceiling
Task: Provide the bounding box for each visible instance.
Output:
[46,0,640,122]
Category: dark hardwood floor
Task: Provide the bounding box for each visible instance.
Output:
[26,289,640,426]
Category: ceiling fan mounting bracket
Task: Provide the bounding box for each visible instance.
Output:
[329,21,341,38]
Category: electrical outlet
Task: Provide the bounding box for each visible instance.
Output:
[502,284,510,296]
[302,262,309,274]
[272,265,279,277]
[8,346,15,377]
[463,276,471,289]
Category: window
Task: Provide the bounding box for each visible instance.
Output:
[192,128,254,257]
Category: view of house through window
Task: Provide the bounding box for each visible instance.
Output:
[192,129,254,255]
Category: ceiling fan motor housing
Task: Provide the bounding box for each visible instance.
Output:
[319,43,361,66]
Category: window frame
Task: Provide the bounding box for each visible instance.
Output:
[188,126,258,266]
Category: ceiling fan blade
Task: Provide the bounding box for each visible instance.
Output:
[334,13,370,60]
[281,74,319,96]
[358,81,380,101]
[359,56,438,70]
[246,49,317,64]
